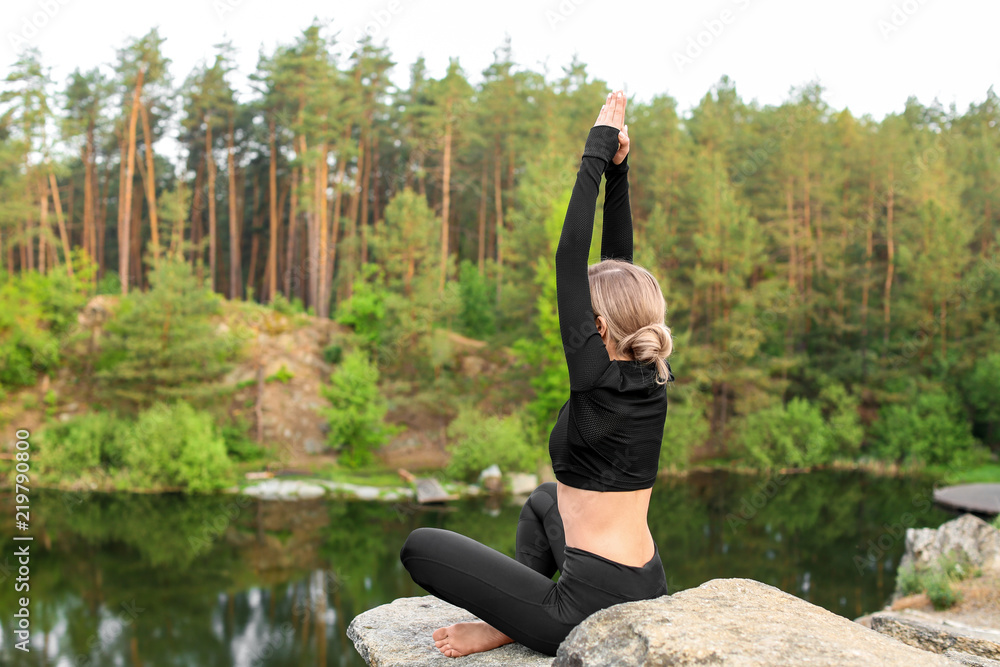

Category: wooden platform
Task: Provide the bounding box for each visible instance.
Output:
[933,484,1000,515]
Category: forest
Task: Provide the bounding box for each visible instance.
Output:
[1,22,999,491]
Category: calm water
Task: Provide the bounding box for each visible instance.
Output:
[0,470,954,666]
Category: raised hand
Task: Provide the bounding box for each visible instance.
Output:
[593,90,629,166]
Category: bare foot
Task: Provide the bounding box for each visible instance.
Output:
[431,621,514,657]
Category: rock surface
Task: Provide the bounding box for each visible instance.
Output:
[870,611,1000,660]
[347,595,552,666]
[349,580,959,666]
[900,514,1000,577]
[553,579,953,666]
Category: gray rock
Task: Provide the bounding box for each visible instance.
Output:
[350,581,957,666]
[945,649,1000,666]
[347,595,552,666]
[553,578,953,666]
[869,611,1000,660]
[901,514,1000,577]
[241,480,326,500]
[509,472,539,496]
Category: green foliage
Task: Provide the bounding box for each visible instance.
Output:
[220,415,266,462]
[37,402,234,492]
[268,292,307,316]
[457,259,497,340]
[38,410,116,473]
[869,387,987,467]
[265,364,293,383]
[896,550,976,610]
[320,347,402,468]
[0,269,89,389]
[993,514,1000,530]
[322,343,343,365]
[962,352,1000,445]
[95,258,236,410]
[122,401,234,493]
[334,263,388,357]
[445,404,542,482]
[735,384,863,469]
[660,391,710,469]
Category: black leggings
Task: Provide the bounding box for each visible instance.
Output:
[399,482,669,656]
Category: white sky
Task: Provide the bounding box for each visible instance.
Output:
[2,0,998,124]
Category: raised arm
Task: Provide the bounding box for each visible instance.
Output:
[601,126,633,262]
[555,91,627,391]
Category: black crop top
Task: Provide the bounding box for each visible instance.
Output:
[547,124,673,492]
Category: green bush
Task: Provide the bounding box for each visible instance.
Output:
[334,263,388,357]
[320,347,402,468]
[895,551,975,610]
[660,392,710,470]
[457,259,497,340]
[445,405,542,482]
[95,258,236,411]
[0,270,88,389]
[269,292,307,316]
[221,415,266,462]
[737,384,865,469]
[122,401,233,493]
[323,343,343,365]
[869,388,986,467]
[38,411,118,474]
[738,398,828,468]
[37,402,234,492]
[925,570,961,610]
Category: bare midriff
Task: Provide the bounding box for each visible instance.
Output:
[556,481,656,568]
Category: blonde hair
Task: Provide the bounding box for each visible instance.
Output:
[588,259,674,385]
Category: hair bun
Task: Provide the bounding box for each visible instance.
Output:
[620,323,673,385]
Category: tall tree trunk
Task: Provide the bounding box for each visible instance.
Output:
[190,159,205,272]
[38,177,48,274]
[883,164,895,350]
[329,130,347,304]
[48,172,73,278]
[284,166,299,298]
[130,185,143,290]
[120,67,144,294]
[267,116,279,303]
[20,218,31,272]
[345,128,364,301]
[478,154,488,274]
[139,100,160,268]
[371,128,382,247]
[360,123,374,265]
[439,106,452,293]
[206,115,218,292]
[861,163,875,379]
[319,147,333,316]
[494,141,504,305]
[228,115,242,300]
[97,156,111,279]
[82,126,95,268]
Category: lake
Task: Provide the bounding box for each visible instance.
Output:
[0,470,954,666]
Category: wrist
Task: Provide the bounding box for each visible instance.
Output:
[582,125,621,165]
[607,153,629,173]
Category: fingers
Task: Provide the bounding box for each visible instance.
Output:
[612,90,626,129]
[594,91,613,126]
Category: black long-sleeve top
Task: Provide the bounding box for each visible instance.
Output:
[548,124,671,492]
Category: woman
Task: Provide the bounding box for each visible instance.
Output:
[399,89,673,658]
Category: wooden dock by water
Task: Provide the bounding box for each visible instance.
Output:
[932,483,1000,515]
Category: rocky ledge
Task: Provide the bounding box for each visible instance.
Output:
[348,578,956,666]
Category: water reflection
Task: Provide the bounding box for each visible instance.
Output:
[0,471,953,665]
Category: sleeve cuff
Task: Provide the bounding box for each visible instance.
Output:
[582,125,622,165]
[606,152,629,175]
